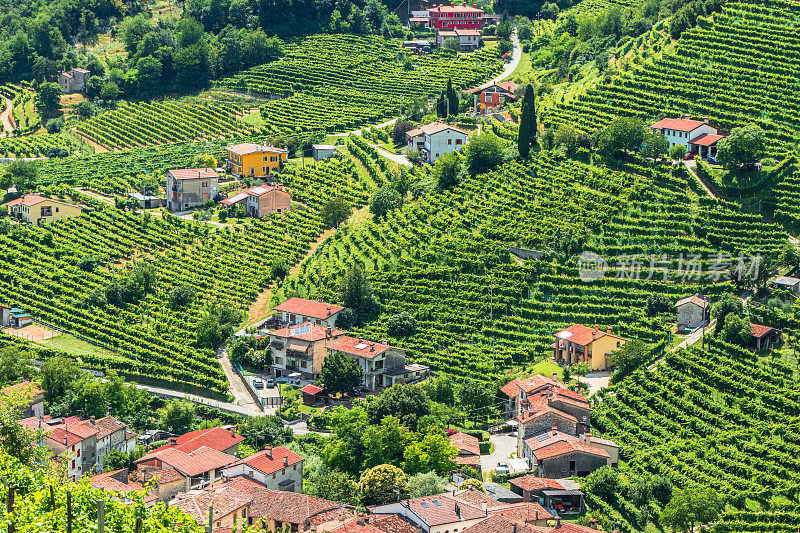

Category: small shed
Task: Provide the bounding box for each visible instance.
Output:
[750,323,782,352]
[770,275,800,296]
[300,384,325,406]
[675,293,710,332]
[541,489,585,514]
[0,305,10,327]
[128,193,164,209]
[311,145,338,161]
[9,308,32,328]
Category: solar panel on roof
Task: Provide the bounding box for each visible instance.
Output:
[433,501,441,506]
[536,433,552,441]
[292,324,311,335]
[251,187,267,194]
[355,343,368,350]
[421,503,429,508]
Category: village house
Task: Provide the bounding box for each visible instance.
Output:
[148,426,244,456]
[165,168,219,211]
[427,3,483,30]
[3,194,82,226]
[226,143,288,178]
[326,513,418,533]
[553,324,626,371]
[2,381,44,418]
[127,193,163,209]
[20,416,100,481]
[509,475,569,503]
[220,183,291,218]
[312,144,338,160]
[771,275,800,296]
[650,115,728,158]
[92,415,138,473]
[273,297,346,327]
[135,445,237,490]
[268,322,347,380]
[59,68,91,93]
[520,426,618,477]
[449,431,481,469]
[324,336,430,389]
[171,485,251,531]
[750,323,782,352]
[90,469,159,506]
[406,123,469,163]
[436,28,481,50]
[500,373,559,417]
[469,82,518,115]
[222,445,304,492]
[135,464,190,503]
[675,293,711,332]
[461,513,596,533]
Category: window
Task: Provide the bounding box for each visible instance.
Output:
[448,139,452,145]
[273,474,276,479]
[282,468,286,475]
[569,460,576,471]
[484,94,492,103]
[56,207,59,213]
[72,460,75,469]
[41,206,52,217]
[456,139,462,145]
[271,156,278,162]
[263,156,268,161]
[242,509,247,518]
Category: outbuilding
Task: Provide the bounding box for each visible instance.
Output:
[299,384,326,406]
[771,275,800,296]
[675,293,710,332]
[311,144,338,160]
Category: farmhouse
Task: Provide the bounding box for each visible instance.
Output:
[312,144,338,160]
[226,143,288,178]
[325,335,429,389]
[427,3,483,30]
[127,192,163,209]
[221,445,304,492]
[675,293,711,331]
[406,123,469,163]
[436,28,481,51]
[500,373,559,416]
[59,68,91,93]
[268,322,347,380]
[220,183,291,218]
[650,115,728,158]
[4,194,82,226]
[449,430,480,467]
[552,324,626,371]
[273,297,346,327]
[750,323,782,352]
[135,445,237,489]
[165,168,219,211]
[771,275,800,296]
[469,82,518,115]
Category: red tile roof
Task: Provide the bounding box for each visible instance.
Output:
[452,488,505,509]
[91,416,129,440]
[651,117,708,132]
[300,384,324,395]
[460,514,547,533]
[689,133,726,146]
[450,431,480,456]
[454,455,481,466]
[139,446,237,477]
[501,374,563,399]
[750,323,780,338]
[429,4,482,12]
[72,68,90,73]
[4,194,79,209]
[273,298,346,320]
[554,324,624,347]
[149,427,244,455]
[227,143,288,156]
[168,168,218,180]
[171,486,251,525]
[523,430,578,452]
[402,493,486,526]
[139,466,185,484]
[269,322,346,342]
[517,392,581,425]
[490,502,552,522]
[2,381,43,397]
[509,475,564,492]
[227,485,341,524]
[532,441,610,461]
[90,470,158,503]
[455,28,481,36]
[225,446,303,476]
[674,293,710,309]
[406,123,468,138]
[49,427,85,446]
[326,336,395,359]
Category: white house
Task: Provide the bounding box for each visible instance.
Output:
[650,115,727,157]
[221,446,304,492]
[406,123,469,163]
[272,298,345,327]
[436,28,481,50]
[324,336,430,389]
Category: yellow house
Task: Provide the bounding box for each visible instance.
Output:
[4,194,82,226]
[226,143,288,178]
[553,324,627,371]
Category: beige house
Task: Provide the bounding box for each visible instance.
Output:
[675,294,710,331]
[324,335,430,389]
[268,322,346,380]
[220,183,291,218]
[553,324,626,371]
[59,68,90,93]
[4,194,82,226]
[273,298,346,327]
[166,168,219,211]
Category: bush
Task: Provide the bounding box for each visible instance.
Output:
[45,118,64,134]
[387,311,418,337]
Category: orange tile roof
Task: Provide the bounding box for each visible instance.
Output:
[532,441,610,461]
[273,298,346,319]
[141,446,237,477]
[269,322,346,342]
[523,429,578,452]
[4,194,79,209]
[429,4,482,12]
[171,486,251,525]
[225,446,303,476]
[449,431,480,456]
[168,168,218,180]
[403,493,486,526]
[326,336,395,359]
[500,374,560,398]
[751,323,780,338]
[227,143,288,156]
[90,470,158,503]
[149,426,243,455]
[675,293,710,309]
[554,324,625,346]
[489,502,553,522]
[2,381,43,397]
[689,133,726,146]
[509,475,564,492]
[651,117,708,132]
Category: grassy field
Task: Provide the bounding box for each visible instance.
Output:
[40,332,120,359]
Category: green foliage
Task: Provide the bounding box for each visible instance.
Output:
[640,130,669,161]
[361,416,412,469]
[158,400,196,434]
[169,284,196,310]
[711,293,744,336]
[0,346,33,387]
[403,431,458,475]
[339,265,379,321]
[517,84,536,158]
[409,471,448,498]
[358,463,409,505]
[367,384,431,431]
[668,144,687,160]
[370,185,402,220]
[316,470,360,505]
[597,116,645,157]
[433,152,463,190]
[583,466,619,500]
[386,312,418,337]
[660,487,721,533]
[717,124,766,169]
[323,197,351,229]
[40,356,79,405]
[464,133,505,175]
[719,313,751,346]
[458,478,485,492]
[45,118,63,134]
[35,83,62,117]
[321,351,364,396]
[645,293,672,316]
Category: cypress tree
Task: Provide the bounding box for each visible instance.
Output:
[518,84,536,158]
[446,78,458,116]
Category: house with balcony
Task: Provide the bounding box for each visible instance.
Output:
[220,183,292,218]
[165,168,219,211]
[267,322,347,380]
[273,297,346,327]
[650,115,728,158]
[469,82,518,115]
[226,143,288,178]
[22,416,100,482]
[406,123,469,163]
[324,336,430,389]
[221,446,304,492]
[552,324,626,371]
[428,3,483,30]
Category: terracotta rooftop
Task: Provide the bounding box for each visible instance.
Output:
[523,429,579,452]
[273,297,346,320]
[490,502,553,523]
[326,336,396,359]
[401,493,486,526]
[300,384,324,395]
[4,194,79,209]
[509,475,565,492]
[269,322,346,342]
[224,445,303,476]
[168,167,218,180]
[532,441,610,461]
[326,514,417,533]
[90,469,158,503]
[141,446,237,477]
[406,123,468,138]
[170,486,251,525]
[675,293,710,309]
[429,4,482,12]
[227,143,288,156]
[2,381,43,397]
[449,431,480,456]
[751,323,780,339]
[149,426,244,456]
[554,324,624,347]
[651,117,709,132]
[689,132,726,146]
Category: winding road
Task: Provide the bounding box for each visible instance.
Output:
[0,97,14,134]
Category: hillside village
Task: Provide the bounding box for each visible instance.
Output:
[0,0,800,530]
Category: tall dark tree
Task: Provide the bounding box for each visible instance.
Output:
[446,78,458,116]
[517,84,536,158]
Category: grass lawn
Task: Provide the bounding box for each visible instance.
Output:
[40,333,119,359]
[528,359,565,381]
[240,110,264,128]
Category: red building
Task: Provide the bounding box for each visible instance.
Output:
[428,3,483,30]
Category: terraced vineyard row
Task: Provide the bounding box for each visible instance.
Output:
[588,338,800,531]
[0,134,81,157]
[75,99,250,150]
[542,0,800,153]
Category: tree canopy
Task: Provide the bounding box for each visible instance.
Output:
[321,351,364,395]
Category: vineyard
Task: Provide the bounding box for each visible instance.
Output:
[542,0,800,153]
[588,337,800,532]
[270,151,785,384]
[0,151,382,393]
[75,98,251,150]
[0,134,81,158]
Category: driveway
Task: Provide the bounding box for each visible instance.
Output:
[217,344,262,413]
[577,372,612,396]
[1,97,13,133]
[481,433,517,477]
[472,31,522,91]
[371,144,412,167]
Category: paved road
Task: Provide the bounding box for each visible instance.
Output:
[577,371,612,396]
[473,32,522,91]
[480,433,517,477]
[132,382,262,417]
[371,143,412,167]
[75,187,117,205]
[683,160,717,199]
[1,97,13,133]
[217,343,263,413]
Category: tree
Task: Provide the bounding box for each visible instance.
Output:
[361,416,412,468]
[370,186,401,220]
[458,478,485,492]
[100,80,120,101]
[392,121,415,145]
[241,415,292,448]
[358,464,409,505]
[433,152,463,190]
[712,293,744,336]
[645,294,672,316]
[650,476,674,506]
[458,379,495,416]
[660,487,721,533]
[323,197,351,229]
[321,351,364,396]
[780,242,800,269]
[583,466,619,500]
[45,118,63,134]
[640,130,669,161]
[270,259,289,280]
[316,471,360,505]
[720,313,752,346]
[1,159,39,191]
[517,84,536,158]
[716,124,766,169]
[406,149,422,166]
[496,21,513,39]
[446,78,458,116]
[597,116,645,157]
[409,471,448,497]
[1,391,49,465]
[40,356,79,405]
[136,56,163,95]
[367,383,431,430]
[669,144,687,160]
[169,283,196,309]
[387,312,418,337]
[158,399,196,434]
[35,82,62,117]
[497,39,513,56]
[443,37,461,52]
[611,338,649,375]
[339,265,378,319]
[464,133,504,175]
[0,347,33,386]
[403,432,458,475]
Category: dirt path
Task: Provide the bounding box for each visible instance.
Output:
[243,205,370,327]
[683,160,717,199]
[75,187,117,205]
[1,97,14,133]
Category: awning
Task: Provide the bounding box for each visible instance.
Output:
[287,340,310,352]
[542,489,584,497]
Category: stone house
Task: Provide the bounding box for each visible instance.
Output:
[675,293,710,331]
[59,68,90,93]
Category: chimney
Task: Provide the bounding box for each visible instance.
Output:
[590,519,598,529]
[90,416,95,425]
[326,326,332,339]
[454,502,461,519]
[481,502,487,515]
[264,446,272,459]
[683,114,690,120]
[230,426,235,438]
[357,514,365,526]
[381,339,388,345]
[591,330,596,339]
[606,326,611,334]
[283,456,288,466]
[704,117,709,124]
[552,426,557,436]
[169,437,177,446]
[326,307,331,317]
[535,510,539,520]
[370,345,375,352]
[358,338,363,344]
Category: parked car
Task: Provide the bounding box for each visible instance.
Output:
[684,152,698,160]
[496,461,510,475]
[253,378,264,389]
[267,379,275,388]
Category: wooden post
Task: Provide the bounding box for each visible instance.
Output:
[49,484,55,510]
[67,490,72,533]
[97,500,105,533]
[7,486,14,533]
[134,516,142,533]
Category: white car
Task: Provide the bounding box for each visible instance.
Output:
[495,462,510,475]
